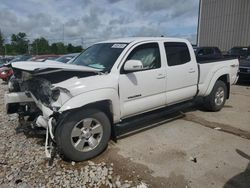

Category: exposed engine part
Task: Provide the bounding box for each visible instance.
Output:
[8,76,53,108]
[45,127,52,158]
[17,103,41,119]
[48,117,55,140]
[36,115,49,128]
[16,114,46,135]
[23,78,52,106]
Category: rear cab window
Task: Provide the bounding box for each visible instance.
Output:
[164,42,191,66]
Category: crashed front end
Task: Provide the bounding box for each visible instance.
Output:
[5,61,99,158]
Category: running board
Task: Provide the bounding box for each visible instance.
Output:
[112,101,193,141]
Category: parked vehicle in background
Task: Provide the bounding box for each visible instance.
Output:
[29,55,61,62]
[2,56,15,63]
[226,46,250,59]
[238,55,250,81]
[0,55,33,81]
[0,67,13,82]
[5,37,239,162]
[9,55,33,63]
[0,58,5,67]
[194,47,223,62]
[55,53,80,63]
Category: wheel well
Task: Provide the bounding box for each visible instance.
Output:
[81,100,114,124]
[217,74,230,99]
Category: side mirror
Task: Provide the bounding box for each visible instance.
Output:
[124,60,143,72]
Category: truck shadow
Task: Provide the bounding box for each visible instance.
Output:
[236,80,250,86]
[223,149,250,188]
[114,100,203,139]
[114,111,184,140]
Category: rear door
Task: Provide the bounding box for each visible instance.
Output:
[119,42,166,118]
[164,42,198,105]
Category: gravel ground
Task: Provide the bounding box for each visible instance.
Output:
[0,82,148,188]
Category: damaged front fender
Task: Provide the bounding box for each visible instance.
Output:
[58,88,121,123]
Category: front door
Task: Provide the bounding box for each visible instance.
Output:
[119,42,166,118]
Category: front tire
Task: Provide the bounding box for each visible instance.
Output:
[204,80,227,111]
[55,109,111,162]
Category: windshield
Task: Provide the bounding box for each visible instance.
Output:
[71,43,128,71]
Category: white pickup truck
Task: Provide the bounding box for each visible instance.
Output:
[5,37,239,161]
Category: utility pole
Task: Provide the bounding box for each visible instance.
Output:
[81,37,84,48]
[36,40,38,55]
[4,45,6,57]
[4,35,10,57]
[63,24,65,44]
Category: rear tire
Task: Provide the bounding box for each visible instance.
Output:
[204,80,227,111]
[55,109,111,162]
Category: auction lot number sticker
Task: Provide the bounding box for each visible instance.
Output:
[111,44,127,48]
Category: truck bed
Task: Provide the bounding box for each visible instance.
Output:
[197,58,239,97]
[197,57,237,64]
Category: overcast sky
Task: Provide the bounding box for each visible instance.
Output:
[0,0,199,46]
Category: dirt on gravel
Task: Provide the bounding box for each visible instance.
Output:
[93,146,188,188]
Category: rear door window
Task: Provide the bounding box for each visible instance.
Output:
[164,42,191,66]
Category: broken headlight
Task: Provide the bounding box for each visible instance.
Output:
[50,87,72,109]
[51,89,60,101]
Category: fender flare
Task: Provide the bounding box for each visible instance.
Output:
[204,67,230,96]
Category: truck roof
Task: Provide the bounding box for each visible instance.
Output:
[100,37,189,44]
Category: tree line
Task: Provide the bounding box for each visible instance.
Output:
[0,30,83,56]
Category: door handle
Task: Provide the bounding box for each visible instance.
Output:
[156,73,166,79]
[188,68,195,73]
[230,64,238,68]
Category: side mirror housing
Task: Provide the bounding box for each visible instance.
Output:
[123,60,143,72]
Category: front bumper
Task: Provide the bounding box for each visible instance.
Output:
[5,91,53,119]
[5,92,34,114]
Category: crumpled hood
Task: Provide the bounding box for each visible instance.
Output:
[11,61,100,73]
[52,74,117,96]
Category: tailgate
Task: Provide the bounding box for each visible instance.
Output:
[228,59,239,84]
